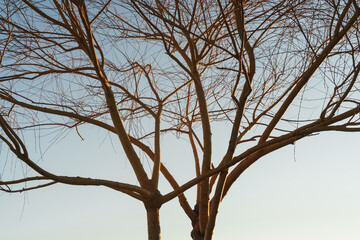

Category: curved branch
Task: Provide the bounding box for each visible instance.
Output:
[0,116,150,200]
[0,182,57,193]
[161,104,360,204]
[259,8,360,143]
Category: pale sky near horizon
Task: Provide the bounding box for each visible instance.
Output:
[1,125,360,240]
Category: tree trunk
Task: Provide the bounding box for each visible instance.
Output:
[191,211,204,240]
[191,227,203,240]
[146,206,161,240]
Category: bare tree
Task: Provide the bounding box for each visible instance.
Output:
[1,0,360,239]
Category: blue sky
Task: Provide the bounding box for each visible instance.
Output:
[1,1,360,239]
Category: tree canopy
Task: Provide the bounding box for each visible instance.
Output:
[1,0,360,239]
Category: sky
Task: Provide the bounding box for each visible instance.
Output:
[1,2,360,239]
[1,124,360,240]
